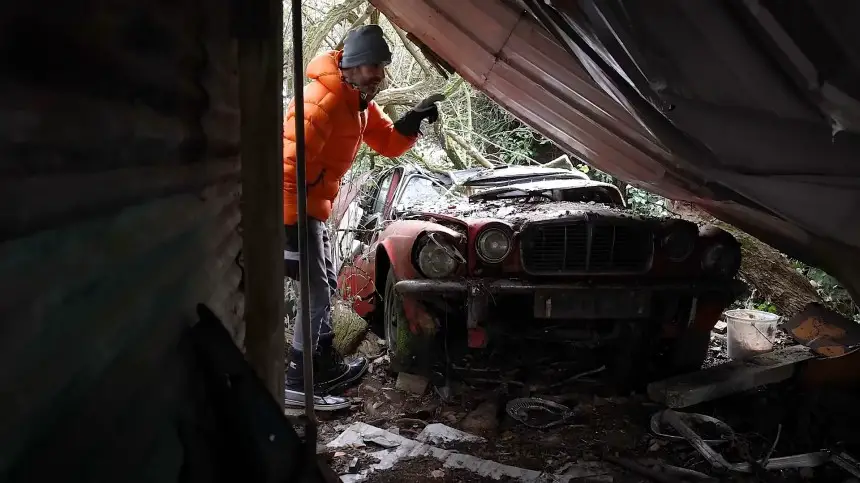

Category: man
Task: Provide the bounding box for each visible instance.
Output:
[283,24,443,410]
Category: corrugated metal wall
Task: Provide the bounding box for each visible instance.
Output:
[0,0,244,480]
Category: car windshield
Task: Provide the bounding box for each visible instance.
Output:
[398,176,451,209]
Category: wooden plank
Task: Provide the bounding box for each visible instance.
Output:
[648,345,815,408]
[237,0,285,399]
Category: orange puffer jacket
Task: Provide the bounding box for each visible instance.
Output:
[283,50,417,224]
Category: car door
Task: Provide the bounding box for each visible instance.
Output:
[337,168,402,316]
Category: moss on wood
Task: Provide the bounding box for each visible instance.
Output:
[332,300,369,356]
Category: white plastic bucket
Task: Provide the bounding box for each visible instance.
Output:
[724,309,781,360]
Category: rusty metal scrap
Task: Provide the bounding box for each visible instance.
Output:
[782,303,860,358]
[661,409,832,473]
[832,452,860,478]
[650,411,734,446]
[505,397,580,429]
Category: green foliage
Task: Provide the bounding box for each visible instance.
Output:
[791,260,860,321]
[577,163,670,217]
[754,302,778,314]
[626,185,670,217]
[464,92,547,165]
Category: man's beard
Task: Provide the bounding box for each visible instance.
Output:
[359,84,380,101]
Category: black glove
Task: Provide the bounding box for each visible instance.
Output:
[394,93,445,137]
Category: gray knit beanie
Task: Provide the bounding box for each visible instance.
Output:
[341,25,392,69]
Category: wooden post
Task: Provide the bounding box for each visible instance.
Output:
[237,0,285,400]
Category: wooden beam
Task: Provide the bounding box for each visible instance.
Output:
[647,345,814,408]
[237,0,285,400]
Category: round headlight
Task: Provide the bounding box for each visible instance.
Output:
[417,241,460,278]
[476,228,512,263]
[702,243,741,278]
[662,228,695,262]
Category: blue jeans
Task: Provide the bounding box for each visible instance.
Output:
[284,219,338,352]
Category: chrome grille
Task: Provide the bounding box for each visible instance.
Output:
[520,221,653,274]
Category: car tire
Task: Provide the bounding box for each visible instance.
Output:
[383,267,407,366]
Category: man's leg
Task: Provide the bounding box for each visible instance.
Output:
[313,224,369,393]
[319,223,338,336]
[285,219,349,411]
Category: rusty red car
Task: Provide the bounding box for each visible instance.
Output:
[334,165,744,386]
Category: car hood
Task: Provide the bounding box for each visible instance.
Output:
[405,198,655,229]
[371,0,860,300]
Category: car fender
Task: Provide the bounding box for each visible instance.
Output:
[376,219,464,283]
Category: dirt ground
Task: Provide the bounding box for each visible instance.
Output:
[306,329,860,482]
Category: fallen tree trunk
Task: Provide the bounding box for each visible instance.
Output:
[670,202,822,318]
[733,229,822,317]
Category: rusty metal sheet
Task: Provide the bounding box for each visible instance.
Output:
[783,304,860,358]
[370,0,860,306]
[370,0,683,199]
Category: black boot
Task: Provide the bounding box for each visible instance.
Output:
[314,333,369,395]
[285,347,350,411]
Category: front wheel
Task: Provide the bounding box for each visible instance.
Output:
[383,267,405,358]
[382,268,436,376]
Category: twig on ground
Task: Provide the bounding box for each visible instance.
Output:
[762,424,782,467]
[550,365,607,388]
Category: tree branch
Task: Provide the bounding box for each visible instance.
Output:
[336,3,374,50]
[435,119,466,169]
[302,0,365,72]
[447,131,494,168]
[375,79,444,106]
[447,127,540,165]
[390,23,434,77]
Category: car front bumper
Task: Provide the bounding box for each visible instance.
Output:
[394,278,744,295]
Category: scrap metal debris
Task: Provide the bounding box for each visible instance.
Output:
[314,307,860,483]
[782,303,860,358]
[832,451,860,478]
[548,365,607,388]
[505,398,579,430]
[649,411,734,446]
[661,409,860,476]
[327,422,614,482]
[415,423,487,446]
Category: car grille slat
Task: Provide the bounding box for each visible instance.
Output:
[521,221,652,274]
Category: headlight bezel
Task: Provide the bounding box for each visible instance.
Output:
[697,225,742,279]
[475,225,513,264]
[701,242,742,278]
[661,223,697,262]
[413,232,463,279]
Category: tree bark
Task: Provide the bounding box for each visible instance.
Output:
[332,300,369,356]
[732,229,821,317]
[391,23,434,77]
[671,202,822,318]
[435,120,467,169]
[447,131,494,168]
[375,79,444,106]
